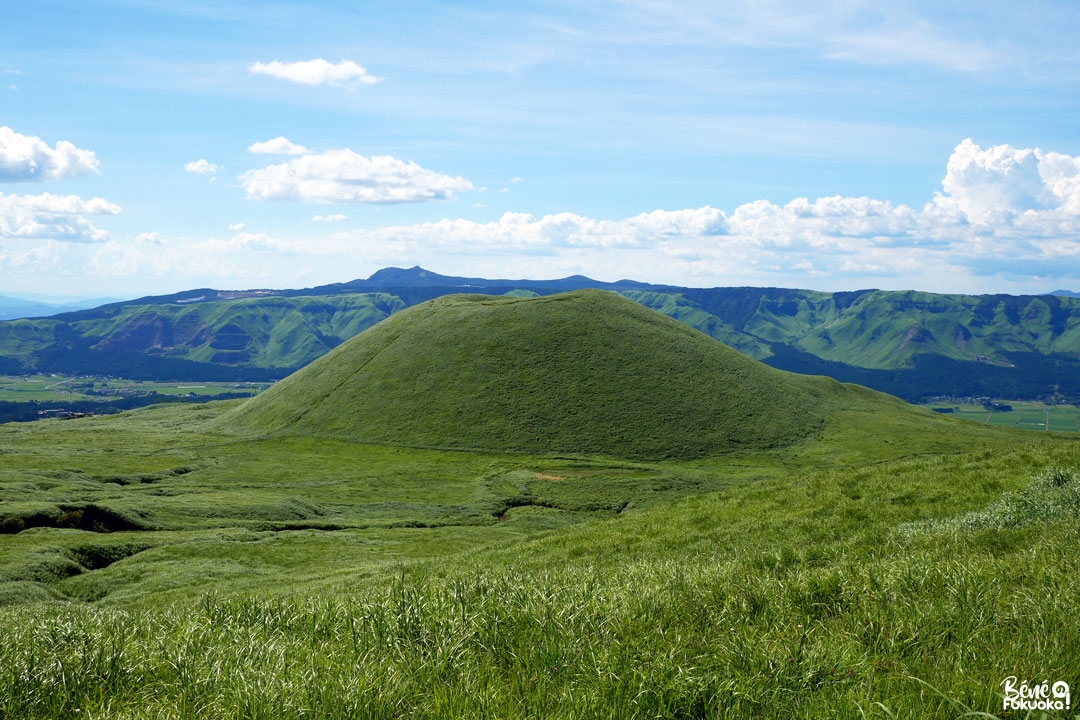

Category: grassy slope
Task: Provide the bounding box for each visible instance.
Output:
[0,379,1012,607]
[0,319,60,366]
[738,290,1080,368]
[629,288,1080,370]
[0,293,405,371]
[93,293,405,368]
[620,290,772,358]
[0,396,1075,717]
[222,290,910,460]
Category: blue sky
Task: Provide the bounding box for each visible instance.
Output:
[3,0,1080,298]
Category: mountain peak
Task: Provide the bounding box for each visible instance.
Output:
[365,266,442,285]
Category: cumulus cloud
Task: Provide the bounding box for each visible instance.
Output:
[184,159,220,176]
[0,191,120,243]
[938,139,1056,221]
[312,214,346,222]
[248,137,309,155]
[240,149,473,204]
[249,59,380,88]
[0,126,100,182]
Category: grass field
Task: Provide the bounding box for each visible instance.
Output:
[0,400,1076,717]
[929,400,1080,433]
[2,293,1079,718]
[0,375,268,403]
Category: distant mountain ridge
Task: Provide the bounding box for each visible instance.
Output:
[3,266,1080,401]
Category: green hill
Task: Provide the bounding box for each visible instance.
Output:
[223,290,904,459]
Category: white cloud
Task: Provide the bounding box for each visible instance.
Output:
[1039,151,1080,216]
[312,214,346,222]
[509,176,524,183]
[331,206,727,253]
[240,149,473,204]
[249,59,380,88]
[313,140,1080,290]
[10,139,1080,295]
[184,159,220,176]
[228,222,245,231]
[0,126,100,182]
[938,138,1059,222]
[0,191,120,243]
[248,137,309,155]
[135,231,166,245]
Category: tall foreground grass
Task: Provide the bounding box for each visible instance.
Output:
[3,514,1078,719]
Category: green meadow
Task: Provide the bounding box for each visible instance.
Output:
[0,375,266,403]
[1,291,1078,718]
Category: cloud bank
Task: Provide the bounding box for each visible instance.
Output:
[0,126,100,182]
[8,140,1080,295]
[318,139,1080,287]
[0,192,120,243]
[240,149,473,204]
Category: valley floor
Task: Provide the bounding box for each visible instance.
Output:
[925,399,1080,433]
